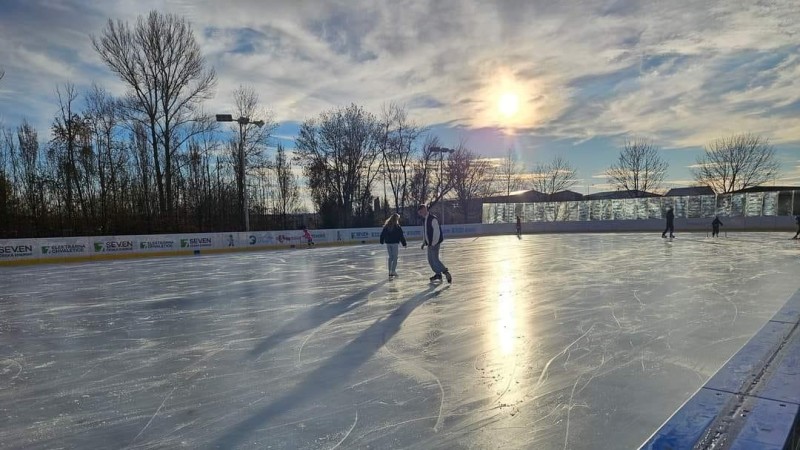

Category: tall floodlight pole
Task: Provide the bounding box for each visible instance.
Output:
[216,114,265,231]
[430,146,455,225]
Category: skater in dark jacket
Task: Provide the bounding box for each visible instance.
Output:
[380,213,407,277]
[418,204,451,283]
[662,207,675,238]
[793,215,800,239]
[711,216,723,237]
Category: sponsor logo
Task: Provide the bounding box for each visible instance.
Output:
[351,231,370,239]
[41,244,86,255]
[140,240,175,250]
[249,235,257,245]
[0,244,34,258]
[180,237,212,248]
[276,234,300,243]
[94,241,134,252]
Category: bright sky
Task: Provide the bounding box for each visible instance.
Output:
[1,0,799,194]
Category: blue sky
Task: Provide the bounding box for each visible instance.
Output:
[1,0,799,195]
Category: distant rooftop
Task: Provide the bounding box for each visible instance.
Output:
[730,185,800,193]
[664,186,715,197]
[584,190,660,200]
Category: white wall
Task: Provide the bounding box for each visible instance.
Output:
[0,217,794,265]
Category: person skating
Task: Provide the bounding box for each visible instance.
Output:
[516,216,522,238]
[417,204,451,283]
[793,215,800,239]
[711,216,723,237]
[662,207,675,239]
[380,213,407,277]
[302,226,315,247]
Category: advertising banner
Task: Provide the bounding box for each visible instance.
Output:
[138,235,179,252]
[275,230,305,247]
[442,224,481,236]
[40,237,90,260]
[0,240,36,261]
[92,236,136,254]
[178,234,215,250]
[245,231,276,248]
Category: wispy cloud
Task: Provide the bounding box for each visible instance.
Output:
[1,0,798,188]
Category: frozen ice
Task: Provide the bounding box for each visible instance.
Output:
[1,232,798,449]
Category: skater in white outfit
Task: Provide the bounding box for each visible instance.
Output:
[417,204,451,284]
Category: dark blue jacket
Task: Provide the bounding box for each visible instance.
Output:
[380,225,407,246]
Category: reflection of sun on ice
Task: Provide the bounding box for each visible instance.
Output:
[498,92,519,118]
[497,275,516,355]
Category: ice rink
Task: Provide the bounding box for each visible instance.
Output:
[1,232,799,449]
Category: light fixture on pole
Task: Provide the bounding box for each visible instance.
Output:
[430,146,455,224]
[216,114,265,232]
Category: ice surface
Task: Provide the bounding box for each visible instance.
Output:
[1,232,798,449]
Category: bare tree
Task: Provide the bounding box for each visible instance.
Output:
[408,136,454,211]
[448,146,494,223]
[606,138,668,196]
[50,83,94,228]
[495,147,525,196]
[85,84,125,232]
[16,121,43,227]
[272,144,299,229]
[379,103,423,216]
[93,10,216,224]
[693,133,780,193]
[227,85,276,230]
[530,156,578,195]
[294,104,382,228]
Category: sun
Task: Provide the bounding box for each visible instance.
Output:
[498,92,519,118]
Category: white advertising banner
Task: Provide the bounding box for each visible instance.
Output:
[177,234,216,250]
[274,230,306,247]
[0,239,36,261]
[92,236,137,254]
[39,237,90,259]
[244,231,276,248]
[1,222,486,266]
[137,235,179,252]
[441,224,482,237]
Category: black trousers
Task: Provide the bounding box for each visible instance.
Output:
[712,226,720,237]
[662,224,674,237]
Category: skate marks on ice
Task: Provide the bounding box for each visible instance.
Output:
[1,233,799,449]
[212,285,448,449]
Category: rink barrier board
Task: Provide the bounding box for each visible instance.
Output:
[0,217,796,266]
[640,288,800,449]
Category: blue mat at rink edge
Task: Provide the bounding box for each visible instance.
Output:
[641,288,800,450]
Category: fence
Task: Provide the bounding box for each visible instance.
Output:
[483,190,800,223]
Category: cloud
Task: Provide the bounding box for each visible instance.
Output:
[1,0,799,192]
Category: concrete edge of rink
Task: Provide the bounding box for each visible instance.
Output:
[640,288,800,450]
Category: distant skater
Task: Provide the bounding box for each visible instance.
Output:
[380,213,407,277]
[302,226,315,247]
[662,207,675,239]
[516,216,522,238]
[418,204,451,283]
[793,215,800,239]
[711,216,723,237]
